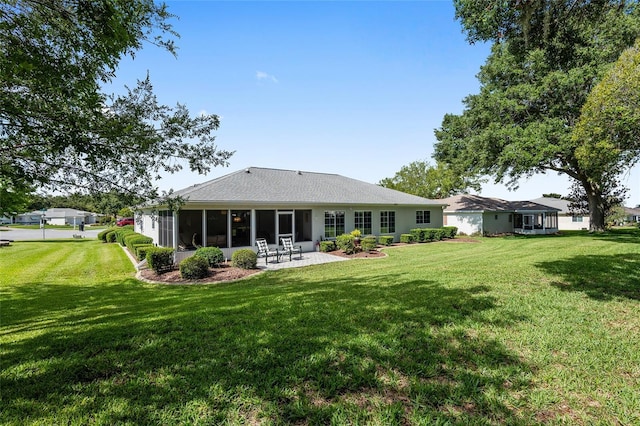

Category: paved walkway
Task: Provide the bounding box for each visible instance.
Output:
[258,251,348,270]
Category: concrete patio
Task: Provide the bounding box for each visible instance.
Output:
[257,251,348,270]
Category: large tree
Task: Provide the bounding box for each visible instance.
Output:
[0,1,232,217]
[434,0,640,231]
[379,160,483,199]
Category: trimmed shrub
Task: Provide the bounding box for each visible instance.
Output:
[424,228,438,241]
[146,247,175,274]
[179,256,210,280]
[106,230,117,243]
[336,234,356,254]
[443,226,458,239]
[98,227,116,242]
[432,228,445,241]
[400,234,414,244]
[361,236,377,252]
[125,234,153,253]
[134,244,155,261]
[194,246,224,267]
[320,240,336,252]
[115,227,135,246]
[232,249,257,269]
[378,235,394,246]
[410,228,427,243]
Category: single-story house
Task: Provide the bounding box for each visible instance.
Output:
[137,167,448,260]
[441,194,560,236]
[624,206,640,224]
[14,208,100,226]
[531,197,590,230]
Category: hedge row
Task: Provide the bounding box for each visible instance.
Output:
[410,226,458,242]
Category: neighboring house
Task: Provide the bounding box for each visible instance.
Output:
[13,211,46,225]
[137,167,448,260]
[14,208,100,226]
[531,197,590,231]
[441,194,560,236]
[624,206,640,224]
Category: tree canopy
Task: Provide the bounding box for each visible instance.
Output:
[0,1,232,217]
[379,160,483,199]
[434,0,640,231]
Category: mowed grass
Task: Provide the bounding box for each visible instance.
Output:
[1,231,639,425]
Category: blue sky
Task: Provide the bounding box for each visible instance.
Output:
[111,0,639,206]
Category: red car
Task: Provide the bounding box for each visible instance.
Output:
[117,217,134,226]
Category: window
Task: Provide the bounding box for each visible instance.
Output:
[231,210,251,247]
[206,210,228,248]
[545,212,558,229]
[294,210,312,241]
[256,210,276,244]
[324,211,345,238]
[416,210,431,224]
[354,211,372,235]
[572,216,583,223]
[380,211,395,233]
[178,210,203,248]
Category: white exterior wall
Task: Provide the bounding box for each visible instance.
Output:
[443,212,483,235]
[558,214,589,230]
[483,212,513,235]
[140,204,446,261]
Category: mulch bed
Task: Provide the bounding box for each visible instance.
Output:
[327,249,387,259]
[139,263,261,285]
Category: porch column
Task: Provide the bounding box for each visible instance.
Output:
[172,211,178,251]
[250,209,256,247]
[202,209,207,247]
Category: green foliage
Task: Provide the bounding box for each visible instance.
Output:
[124,234,153,253]
[435,1,640,232]
[400,234,415,244]
[378,235,394,246]
[117,207,134,219]
[410,228,427,243]
[1,1,232,205]
[134,244,155,261]
[179,256,210,280]
[320,240,336,252]
[194,246,224,268]
[3,233,640,424]
[350,229,362,238]
[106,230,117,243]
[361,236,377,252]
[336,234,356,254]
[115,227,135,246]
[379,160,483,199]
[443,226,458,239]
[98,227,117,242]
[232,249,257,269]
[0,178,33,217]
[146,247,175,274]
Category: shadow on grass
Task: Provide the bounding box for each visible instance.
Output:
[2,273,533,424]
[536,253,640,301]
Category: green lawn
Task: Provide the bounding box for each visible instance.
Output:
[1,231,639,425]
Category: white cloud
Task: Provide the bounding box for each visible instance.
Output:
[256,71,278,83]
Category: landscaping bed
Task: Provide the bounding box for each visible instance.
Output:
[139,263,260,284]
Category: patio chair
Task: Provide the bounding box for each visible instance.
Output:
[280,237,302,261]
[255,238,279,264]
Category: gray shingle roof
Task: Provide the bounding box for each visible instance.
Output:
[442,194,560,212]
[531,197,573,214]
[172,167,446,206]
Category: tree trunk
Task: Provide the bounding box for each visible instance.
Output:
[585,182,607,232]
